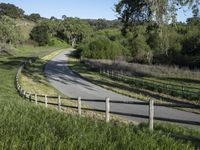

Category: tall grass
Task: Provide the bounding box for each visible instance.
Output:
[84,59,200,80]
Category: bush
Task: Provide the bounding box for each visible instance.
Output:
[128,34,152,64]
[80,35,124,60]
[30,25,49,46]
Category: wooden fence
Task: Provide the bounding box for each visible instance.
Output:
[100,69,200,100]
[83,59,200,100]
[15,63,200,131]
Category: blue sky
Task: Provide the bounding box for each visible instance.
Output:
[1,0,193,21]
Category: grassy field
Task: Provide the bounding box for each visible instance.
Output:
[83,59,200,102]
[0,46,200,149]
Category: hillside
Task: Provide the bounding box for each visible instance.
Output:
[0,46,200,149]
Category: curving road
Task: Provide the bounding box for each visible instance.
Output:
[45,49,200,128]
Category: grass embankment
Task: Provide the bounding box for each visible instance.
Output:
[0,46,200,149]
[20,48,67,95]
[69,54,200,114]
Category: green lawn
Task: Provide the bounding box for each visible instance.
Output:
[0,45,200,149]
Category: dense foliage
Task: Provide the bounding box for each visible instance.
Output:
[0,2,199,68]
[56,18,93,46]
[0,15,20,44]
[0,3,24,18]
[26,13,41,22]
[30,25,50,46]
[79,34,124,59]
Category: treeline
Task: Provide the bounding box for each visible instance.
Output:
[0,3,120,50]
[0,3,199,68]
[78,19,200,68]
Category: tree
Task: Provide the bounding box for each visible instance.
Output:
[115,0,199,57]
[50,16,57,21]
[30,25,49,46]
[0,3,24,18]
[62,15,67,20]
[186,17,200,25]
[56,18,93,46]
[27,13,41,22]
[116,0,199,27]
[80,35,124,60]
[0,15,20,44]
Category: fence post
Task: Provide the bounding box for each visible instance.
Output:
[45,95,48,108]
[149,99,154,131]
[78,96,81,115]
[58,95,61,112]
[20,88,22,96]
[35,94,38,105]
[29,94,31,102]
[105,97,110,122]
[23,91,26,98]
[182,86,184,96]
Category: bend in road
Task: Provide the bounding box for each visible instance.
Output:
[45,49,200,128]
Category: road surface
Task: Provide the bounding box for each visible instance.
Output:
[45,49,200,128]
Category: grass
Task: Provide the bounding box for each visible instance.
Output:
[15,43,68,57]
[20,48,68,96]
[0,45,200,149]
[85,59,200,80]
[83,59,200,102]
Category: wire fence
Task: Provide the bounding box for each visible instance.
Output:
[15,62,200,131]
[83,60,200,101]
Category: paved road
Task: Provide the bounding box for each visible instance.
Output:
[45,49,200,128]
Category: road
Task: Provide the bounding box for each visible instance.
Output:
[45,49,200,128]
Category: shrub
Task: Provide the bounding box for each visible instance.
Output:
[80,35,124,60]
[30,25,49,46]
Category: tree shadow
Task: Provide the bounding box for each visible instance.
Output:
[158,77,200,85]
[45,60,95,90]
[90,77,199,106]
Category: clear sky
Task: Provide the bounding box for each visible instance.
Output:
[0,0,193,21]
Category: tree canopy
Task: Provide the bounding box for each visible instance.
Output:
[0,3,24,18]
[0,15,20,44]
[30,25,49,46]
[116,0,200,26]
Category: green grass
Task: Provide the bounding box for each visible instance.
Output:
[20,48,68,96]
[82,59,200,102]
[0,46,200,149]
[15,43,68,57]
[102,72,199,101]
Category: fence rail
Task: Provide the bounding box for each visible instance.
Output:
[99,68,200,100]
[15,62,200,131]
[84,59,200,90]
[82,59,200,101]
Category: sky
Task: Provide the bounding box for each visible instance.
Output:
[0,0,194,22]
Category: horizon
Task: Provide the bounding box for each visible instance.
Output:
[1,0,194,22]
